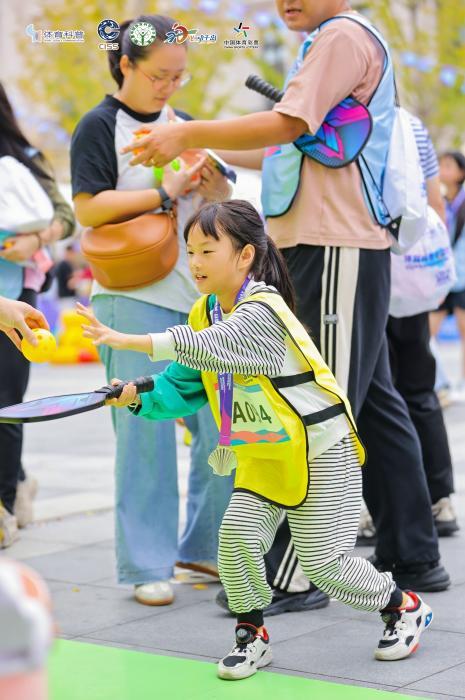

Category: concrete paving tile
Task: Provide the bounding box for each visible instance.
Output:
[405,661,465,698]
[20,512,114,546]
[22,544,116,584]
[272,622,465,687]
[35,493,114,522]
[439,537,465,586]
[420,584,465,634]
[50,583,166,637]
[81,597,339,657]
[4,537,73,560]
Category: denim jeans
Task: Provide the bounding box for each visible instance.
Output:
[92,294,233,584]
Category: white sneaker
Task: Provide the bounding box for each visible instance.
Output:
[134,581,174,606]
[375,592,433,661]
[14,476,38,528]
[0,502,19,548]
[432,497,459,537]
[218,624,272,680]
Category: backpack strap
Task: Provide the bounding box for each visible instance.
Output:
[453,199,465,246]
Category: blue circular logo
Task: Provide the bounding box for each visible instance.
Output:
[97,19,120,42]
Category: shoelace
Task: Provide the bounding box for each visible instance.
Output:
[228,640,255,657]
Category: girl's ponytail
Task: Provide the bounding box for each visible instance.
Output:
[261,238,296,313]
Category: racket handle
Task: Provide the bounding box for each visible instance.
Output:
[109,376,155,400]
[245,74,284,103]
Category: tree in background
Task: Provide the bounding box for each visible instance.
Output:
[359,0,465,148]
[16,1,288,138]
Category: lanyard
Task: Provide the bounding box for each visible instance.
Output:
[212,275,251,448]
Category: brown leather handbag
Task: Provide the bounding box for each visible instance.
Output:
[80,210,178,290]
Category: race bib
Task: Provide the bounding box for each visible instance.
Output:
[215,380,290,446]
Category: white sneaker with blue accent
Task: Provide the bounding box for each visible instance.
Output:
[218,624,272,680]
[375,591,433,661]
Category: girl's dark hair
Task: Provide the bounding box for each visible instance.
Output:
[184,200,296,312]
[0,82,52,181]
[109,15,180,88]
[440,151,465,185]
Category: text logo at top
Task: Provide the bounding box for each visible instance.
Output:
[224,21,258,50]
[233,21,250,38]
[97,19,120,42]
[129,21,157,47]
[25,23,85,43]
[164,22,198,44]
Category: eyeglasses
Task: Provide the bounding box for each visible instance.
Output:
[135,64,192,89]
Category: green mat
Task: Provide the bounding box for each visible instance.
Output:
[49,640,425,700]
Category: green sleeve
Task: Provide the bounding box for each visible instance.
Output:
[131,361,209,421]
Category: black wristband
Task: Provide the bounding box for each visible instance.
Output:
[157,186,174,211]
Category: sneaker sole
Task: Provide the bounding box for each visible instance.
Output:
[435,522,460,537]
[394,574,450,593]
[215,590,330,617]
[375,605,433,661]
[265,590,330,617]
[218,647,273,680]
[134,594,174,606]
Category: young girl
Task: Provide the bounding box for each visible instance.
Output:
[78,200,433,681]
[431,151,465,394]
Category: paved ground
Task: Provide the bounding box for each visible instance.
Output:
[4,341,465,699]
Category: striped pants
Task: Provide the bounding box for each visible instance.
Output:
[218,435,396,615]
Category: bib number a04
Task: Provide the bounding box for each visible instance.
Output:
[215,380,290,446]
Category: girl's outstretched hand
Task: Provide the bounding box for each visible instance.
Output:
[76,303,129,350]
[105,378,140,408]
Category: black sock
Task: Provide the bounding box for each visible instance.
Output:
[236,609,264,628]
[382,586,404,611]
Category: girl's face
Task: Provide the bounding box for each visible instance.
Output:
[440,156,465,188]
[120,43,188,113]
[187,225,254,300]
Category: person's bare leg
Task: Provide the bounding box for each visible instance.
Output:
[429,310,447,338]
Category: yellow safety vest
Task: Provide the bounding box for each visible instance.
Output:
[188,290,366,508]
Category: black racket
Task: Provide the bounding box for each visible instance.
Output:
[246,74,373,168]
[0,376,154,424]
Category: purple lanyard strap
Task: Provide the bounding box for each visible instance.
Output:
[211,275,251,447]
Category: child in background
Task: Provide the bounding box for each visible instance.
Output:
[430,151,465,394]
[78,200,433,680]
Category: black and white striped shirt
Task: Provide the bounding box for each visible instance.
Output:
[150,281,287,376]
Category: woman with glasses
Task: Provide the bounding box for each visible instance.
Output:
[71,14,233,606]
